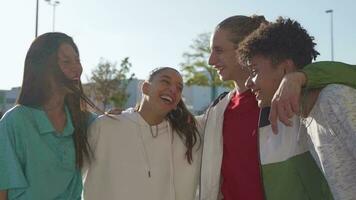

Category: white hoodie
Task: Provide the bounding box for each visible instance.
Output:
[83,111,200,200]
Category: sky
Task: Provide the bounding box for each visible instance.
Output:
[0,0,355,90]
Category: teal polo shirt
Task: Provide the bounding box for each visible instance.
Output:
[0,105,83,200]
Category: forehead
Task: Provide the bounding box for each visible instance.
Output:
[210,29,234,48]
[154,69,182,82]
[250,55,273,68]
[58,43,78,58]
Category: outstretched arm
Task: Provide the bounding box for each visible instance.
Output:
[270,61,356,134]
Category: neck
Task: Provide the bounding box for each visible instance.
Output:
[137,102,166,126]
[233,79,248,94]
[231,70,249,94]
[43,92,65,113]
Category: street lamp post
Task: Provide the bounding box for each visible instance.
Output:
[45,0,60,32]
[35,0,39,37]
[325,9,334,61]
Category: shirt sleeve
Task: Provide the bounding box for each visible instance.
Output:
[302,61,356,90]
[318,84,356,158]
[315,84,356,199]
[0,115,28,190]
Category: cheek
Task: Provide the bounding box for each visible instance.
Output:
[224,53,236,65]
[61,68,72,78]
[262,74,283,97]
[176,92,182,101]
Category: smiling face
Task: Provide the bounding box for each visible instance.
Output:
[209,29,247,82]
[57,43,83,81]
[143,68,183,114]
[245,55,286,108]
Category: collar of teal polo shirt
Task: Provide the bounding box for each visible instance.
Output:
[32,106,74,136]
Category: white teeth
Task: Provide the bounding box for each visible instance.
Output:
[160,95,173,103]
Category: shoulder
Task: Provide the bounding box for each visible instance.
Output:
[211,91,230,107]
[0,105,31,124]
[0,105,30,143]
[318,84,356,104]
[312,84,356,120]
[89,112,134,130]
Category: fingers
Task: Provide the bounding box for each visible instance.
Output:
[278,101,293,127]
[291,96,300,114]
[279,100,293,125]
[270,94,294,135]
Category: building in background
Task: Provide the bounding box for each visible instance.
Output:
[0,87,20,117]
[0,81,228,116]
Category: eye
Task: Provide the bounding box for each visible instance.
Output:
[161,79,170,85]
[61,60,70,64]
[215,49,223,54]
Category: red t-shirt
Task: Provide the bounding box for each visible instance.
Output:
[220,90,264,200]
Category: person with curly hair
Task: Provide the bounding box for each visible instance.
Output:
[199,14,355,200]
[239,17,356,199]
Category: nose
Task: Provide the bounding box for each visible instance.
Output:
[208,52,217,67]
[169,85,178,94]
[245,75,255,89]
[168,85,182,98]
[73,62,83,76]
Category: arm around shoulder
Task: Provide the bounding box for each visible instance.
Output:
[303,61,356,89]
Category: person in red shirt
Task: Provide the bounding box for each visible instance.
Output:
[199,15,267,200]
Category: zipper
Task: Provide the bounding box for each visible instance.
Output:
[198,105,212,200]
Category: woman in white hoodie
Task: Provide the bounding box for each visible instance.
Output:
[83,67,201,200]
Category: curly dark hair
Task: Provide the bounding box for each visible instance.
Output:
[238,17,319,68]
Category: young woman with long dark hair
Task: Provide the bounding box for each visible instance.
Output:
[84,67,201,200]
[0,32,99,200]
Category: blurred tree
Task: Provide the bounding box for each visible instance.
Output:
[180,32,233,101]
[89,57,135,110]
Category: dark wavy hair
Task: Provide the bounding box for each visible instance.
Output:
[17,32,100,169]
[238,17,320,68]
[146,67,200,164]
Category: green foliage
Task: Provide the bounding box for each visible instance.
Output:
[89,57,135,109]
[180,33,233,100]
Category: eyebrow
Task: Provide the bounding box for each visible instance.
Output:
[160,75,183,88]
[212,46,223,51]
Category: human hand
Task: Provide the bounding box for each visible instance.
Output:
[269,71,307,134]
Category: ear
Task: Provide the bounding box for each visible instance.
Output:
[280,59,297,74]
[142,81,150,95]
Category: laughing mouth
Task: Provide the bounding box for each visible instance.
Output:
[160,95,174,103]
